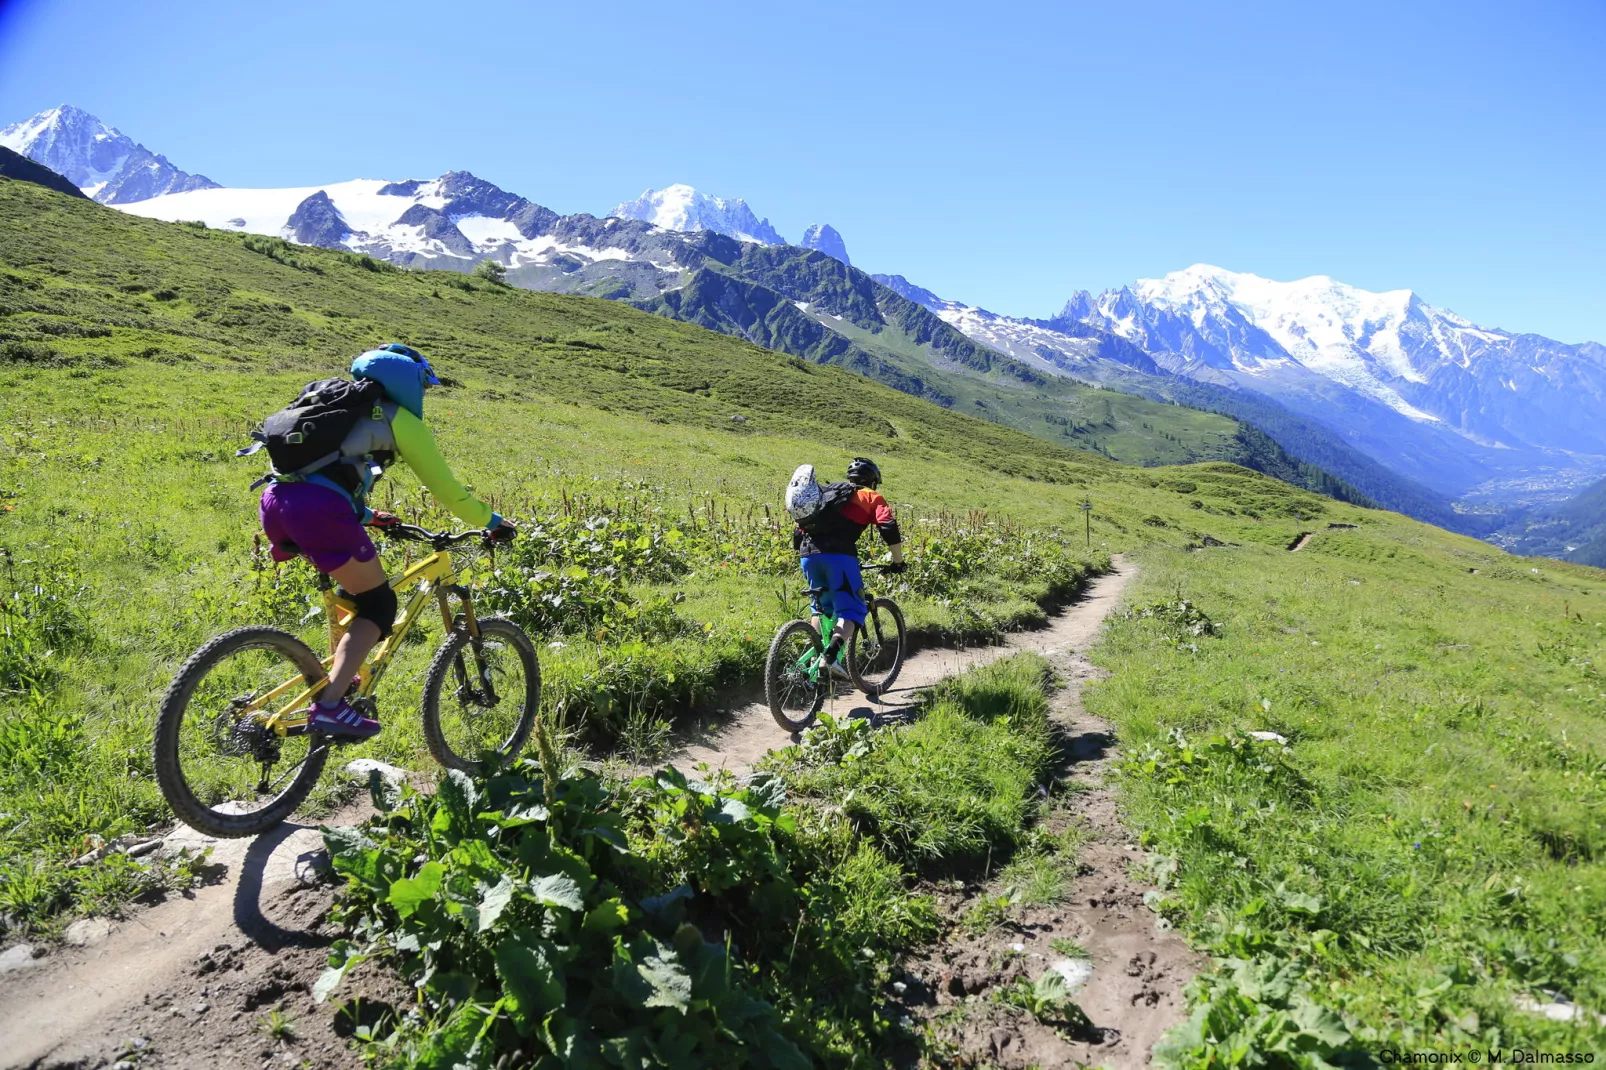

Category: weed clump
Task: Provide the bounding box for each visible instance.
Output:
[319,761,926,1066]
[1125,596,1221,648]
[767,655,1056,870]
[994,970,1097,1040]
[0,556,91,695]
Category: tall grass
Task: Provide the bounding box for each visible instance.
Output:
[767,655,1057,871]
[1091,543,1606,1060]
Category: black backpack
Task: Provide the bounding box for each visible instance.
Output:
[795,480,858,535]
[238,377,387,483]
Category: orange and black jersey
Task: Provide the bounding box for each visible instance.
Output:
[793,484,903,558]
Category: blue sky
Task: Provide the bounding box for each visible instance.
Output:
[3,0,1603,341]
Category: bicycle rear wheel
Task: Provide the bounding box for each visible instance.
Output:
[849,597,907,697]
[765,619,828,732]
[154,626,331,838]
[421,615,540,775]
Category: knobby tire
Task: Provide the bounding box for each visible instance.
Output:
[154,626,330,839]
[421,615,541,775]
[765,619,827,732]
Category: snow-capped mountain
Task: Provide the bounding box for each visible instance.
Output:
[1053,265,1606,497]
[112,169,768,302]
[0,105,217,204]
[874,273,1139,378]
[799,223,850,265]
[15,103,1603,515]
[609,184,785,245]
[125,172,630,270]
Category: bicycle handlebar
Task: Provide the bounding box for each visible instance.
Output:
[376,523,500,551]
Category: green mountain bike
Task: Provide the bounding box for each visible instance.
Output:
[764,563,907,732]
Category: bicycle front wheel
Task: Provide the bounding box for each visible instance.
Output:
[849,597,907,697]
[765,619,827,732]
[154,626,331,839]
[421,615,540,775]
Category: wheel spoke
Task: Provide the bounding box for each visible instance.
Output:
[767,621,825,730]
[157,628,330,836]
[425,619,539,774]
[851,600,906,693]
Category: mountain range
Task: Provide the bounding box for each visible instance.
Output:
[7,103,1606,552]
[0,105,217,204]
[1055,268,1606,501]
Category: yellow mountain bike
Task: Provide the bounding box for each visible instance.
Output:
[154,524,539,838]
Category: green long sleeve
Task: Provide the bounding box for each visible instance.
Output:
[391,407,493,527]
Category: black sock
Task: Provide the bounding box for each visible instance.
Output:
[823,636,844,662]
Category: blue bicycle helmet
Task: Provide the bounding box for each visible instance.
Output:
[377,342,440,385]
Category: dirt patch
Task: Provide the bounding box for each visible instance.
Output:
[0,803,399,1070]
[1288,531,1316,551]
[892,560,1205,1068]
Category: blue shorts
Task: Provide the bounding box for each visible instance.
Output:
[801,553,866,626]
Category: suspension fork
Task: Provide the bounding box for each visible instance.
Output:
[438,583,497,704]
[865,592,885,647]
[435,582,481,640]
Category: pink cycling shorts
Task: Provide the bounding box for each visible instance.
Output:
[259,481,378,574]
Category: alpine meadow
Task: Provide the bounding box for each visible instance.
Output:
[1,176,1604,1067]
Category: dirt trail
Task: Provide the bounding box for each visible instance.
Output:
[0,557,1196,1068]
[0,805,376,1070]
[901,558,1204,1067]
[679,558,1201,1065]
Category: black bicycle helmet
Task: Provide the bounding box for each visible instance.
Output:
[846,457,882,488]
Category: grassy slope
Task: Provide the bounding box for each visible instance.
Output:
[1091,536,1606,1057]
[0,177,1328,927]
[2,178,1603,1057]
[810,309,1249,467]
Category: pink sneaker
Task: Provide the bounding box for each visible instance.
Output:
[302,699,381,739]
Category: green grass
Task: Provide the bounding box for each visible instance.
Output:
[998,846,1074,907]
[765,655,1057,872]
[2,177,1604,1063]
[1089,538,1606,1060]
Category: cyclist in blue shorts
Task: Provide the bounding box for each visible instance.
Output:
[792,457,906,680]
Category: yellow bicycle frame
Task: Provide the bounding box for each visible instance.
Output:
[246,549,482,736]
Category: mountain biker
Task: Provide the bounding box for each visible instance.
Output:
[793,457,905,681]
[258,343,517,738]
